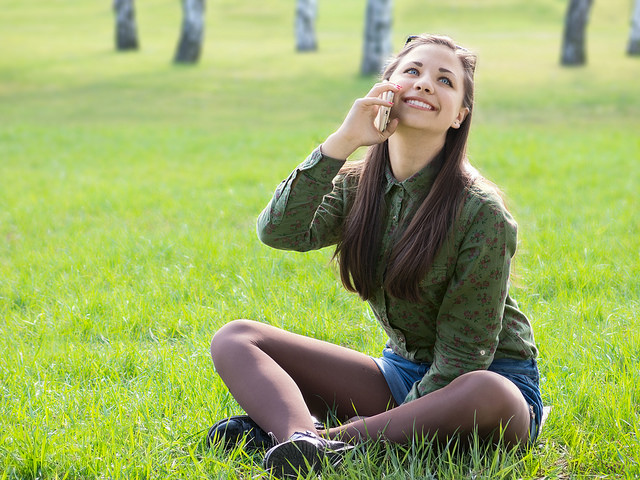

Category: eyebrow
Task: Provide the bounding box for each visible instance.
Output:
[439,67,456,78]
[408,61,457,77]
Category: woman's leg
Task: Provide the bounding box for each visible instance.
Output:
[327,369,532,446]
[210,319,396,442]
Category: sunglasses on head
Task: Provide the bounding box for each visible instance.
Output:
[404,35,471,53]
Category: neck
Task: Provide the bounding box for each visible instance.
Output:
[387,127,447,182]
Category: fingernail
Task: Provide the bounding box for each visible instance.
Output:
[395,84,402,89]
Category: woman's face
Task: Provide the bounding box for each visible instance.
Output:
[387,44,469,135]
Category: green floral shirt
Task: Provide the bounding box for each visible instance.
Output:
[257,147,538,403]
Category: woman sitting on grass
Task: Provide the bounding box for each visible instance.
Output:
[208,33,542,478]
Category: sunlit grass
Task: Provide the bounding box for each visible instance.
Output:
[1,0,639,478]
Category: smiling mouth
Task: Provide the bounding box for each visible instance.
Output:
[405,99,436,111]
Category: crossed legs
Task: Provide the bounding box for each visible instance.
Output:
[210,319,531,446]
[211,319,395,442]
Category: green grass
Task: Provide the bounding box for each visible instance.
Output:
[1,0,639,478]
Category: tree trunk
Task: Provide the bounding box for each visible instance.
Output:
[360,0,393,76]
[174,0,206,64]
[560,0,593,66]
[295,0,317,51]
[628,0,640,55]
[113,0,139,51]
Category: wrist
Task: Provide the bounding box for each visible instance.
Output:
[320,132,360,161]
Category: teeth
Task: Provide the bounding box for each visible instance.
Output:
[406,99,433,110]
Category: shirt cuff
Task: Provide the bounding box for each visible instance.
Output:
[298,146,346,183]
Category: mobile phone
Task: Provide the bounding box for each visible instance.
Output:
[375,90,394,132]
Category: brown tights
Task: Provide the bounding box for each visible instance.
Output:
[210,319,530,445]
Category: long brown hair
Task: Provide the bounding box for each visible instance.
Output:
[334,34,478,302]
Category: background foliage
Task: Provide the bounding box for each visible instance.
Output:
[1,0,638,478]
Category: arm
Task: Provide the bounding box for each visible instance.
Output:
[256,148,348,251]
[257,82,402,251]
[404,195,518,402]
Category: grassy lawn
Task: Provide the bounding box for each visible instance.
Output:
[1,0,638,478]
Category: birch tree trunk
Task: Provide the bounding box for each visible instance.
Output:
[295,0,317,51]
[174,0,206,64]
[628,0,640,55]
[560,0,593,65]
[360,0,393,75]
[113,0,139,51]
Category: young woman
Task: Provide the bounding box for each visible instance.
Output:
[209,34,542,478]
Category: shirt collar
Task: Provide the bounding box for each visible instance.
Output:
[383,150,445,200]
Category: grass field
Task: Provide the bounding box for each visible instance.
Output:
[1,0,639,478]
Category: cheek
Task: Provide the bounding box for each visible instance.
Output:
[387,73,407,87]
[392,80,412,97]
[446,93,466,112]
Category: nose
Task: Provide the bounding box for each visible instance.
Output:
[414,74,434,93]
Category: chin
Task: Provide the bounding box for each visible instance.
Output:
[397,121,446,134]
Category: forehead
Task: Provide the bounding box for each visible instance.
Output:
[398,44,464,75]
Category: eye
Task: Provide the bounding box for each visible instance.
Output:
[439,77,453,87]
[404,67,419,75]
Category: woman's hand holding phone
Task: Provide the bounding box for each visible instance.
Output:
[321,82,401,160]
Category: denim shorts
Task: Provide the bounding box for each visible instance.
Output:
[372,348,544,442]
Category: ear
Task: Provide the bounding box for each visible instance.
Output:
[451,107,470,129]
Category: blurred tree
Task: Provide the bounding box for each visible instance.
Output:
[361,0,393,75]
[561,0,593,65]
[296,0,317,51]
[629,0,640,55]
[175,0,206,63]
[113,0,139,51]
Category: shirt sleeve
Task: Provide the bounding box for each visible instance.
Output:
[403,194,518,402]
[256,147,348,252]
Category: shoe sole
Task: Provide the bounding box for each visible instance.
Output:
[264,439,322,478]
[264,439,350,478]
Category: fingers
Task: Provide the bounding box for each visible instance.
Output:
[324,82,402,156]
[357,82,401,110]
[371,83,401,137]
[367,81,403,99]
